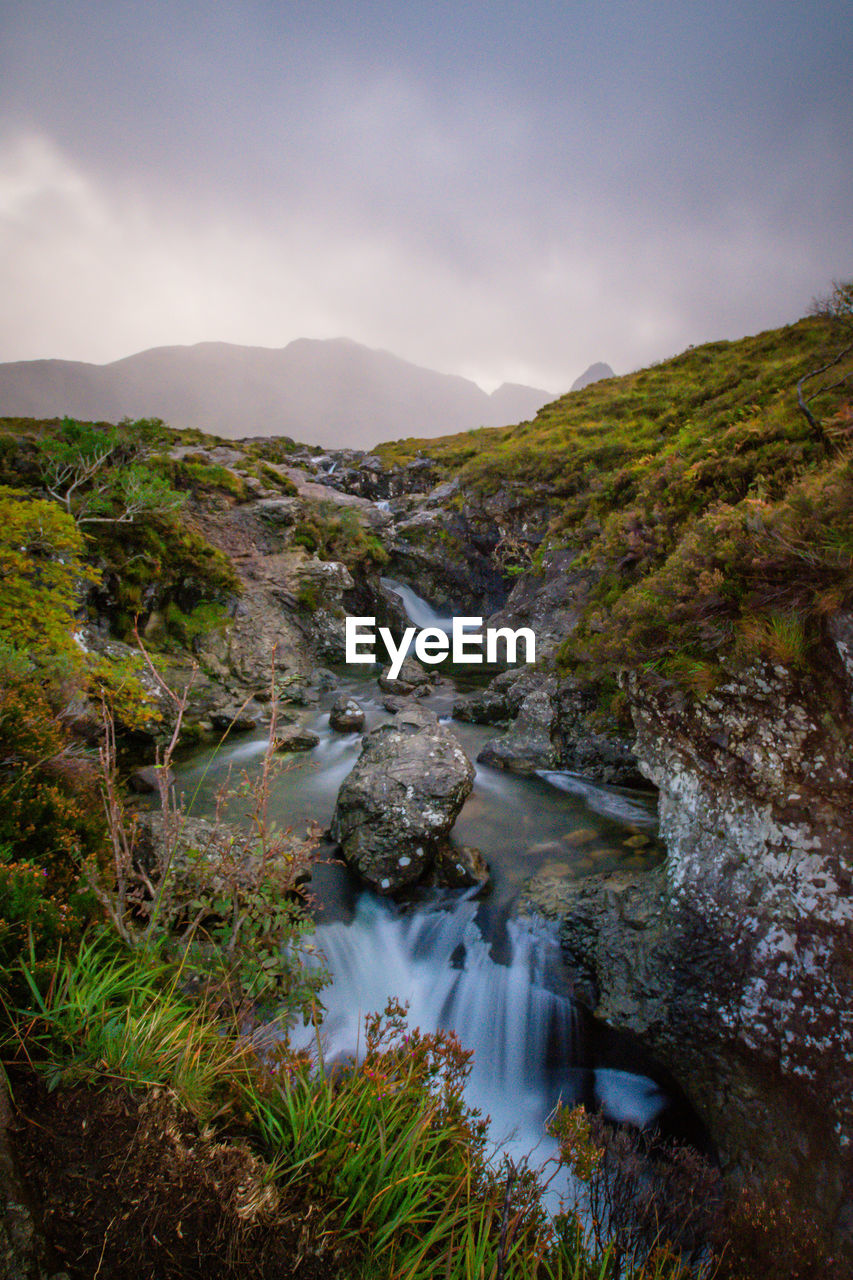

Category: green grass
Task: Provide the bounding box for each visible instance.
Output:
[377,316,853,687]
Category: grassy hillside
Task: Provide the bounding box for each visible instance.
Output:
[378,315,853,690]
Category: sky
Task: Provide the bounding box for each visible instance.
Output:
[0,1,851,394]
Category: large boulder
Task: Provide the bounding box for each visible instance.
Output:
[330,704,475,892]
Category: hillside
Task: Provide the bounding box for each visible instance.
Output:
[0,337,553,449]
[376,313,853,688]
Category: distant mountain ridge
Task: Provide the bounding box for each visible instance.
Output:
[0,338,555,449]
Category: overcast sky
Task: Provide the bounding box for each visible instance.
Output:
[0,1,850,393]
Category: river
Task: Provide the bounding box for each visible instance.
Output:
[175,580,690,1188]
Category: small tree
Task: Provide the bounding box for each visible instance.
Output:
[34,417,184,526]
[798,280,853,442]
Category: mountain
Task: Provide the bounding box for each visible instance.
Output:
[0,338,554,449]
[570,361,614,391]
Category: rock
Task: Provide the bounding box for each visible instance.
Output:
[521,865,668,1012]
[477,684,559,772]
[460,668,643,786]
[485,548,592,660]
[377,655,436,696]
[330,704,475,893]
[128,764,175,794]
[432,844,490,890]
[255,496,299,525]
[274,726,320,752]
[382,695,414,714]
[553,678,644,786]
[563,827,599,847]
[452,686,511,725]
[329,696,365,733]
[209,709,259,732]
[525,661,853,1251]
[281,683,318,706]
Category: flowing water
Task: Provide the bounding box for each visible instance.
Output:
[175,581,681,1188]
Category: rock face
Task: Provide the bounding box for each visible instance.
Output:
[330,704,475,893]
[525,657,853,1250]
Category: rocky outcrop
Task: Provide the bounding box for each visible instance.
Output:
[466,670,644,786]
[485,549,594,659]
[330,704,475,893]
[525,655,853,1250]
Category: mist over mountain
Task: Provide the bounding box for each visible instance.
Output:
[570,361,614,391]
[0,338,555,448]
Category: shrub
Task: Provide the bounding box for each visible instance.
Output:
[292,502,388,569]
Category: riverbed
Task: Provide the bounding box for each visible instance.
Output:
[174,587,680,1185]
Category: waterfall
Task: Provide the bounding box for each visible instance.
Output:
[381,576,454,632]
[290,892,578,1172]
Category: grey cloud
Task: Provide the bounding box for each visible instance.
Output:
[0,1,850,393]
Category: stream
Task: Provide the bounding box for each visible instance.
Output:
[175,580,691,1189]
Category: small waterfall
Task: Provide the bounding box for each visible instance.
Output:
[290,893,578,1171]
[381,576,454,633]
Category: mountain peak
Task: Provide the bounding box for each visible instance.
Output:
[570,361,614,392]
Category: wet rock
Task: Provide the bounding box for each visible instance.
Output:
[281,682,319,706]
[553,679,644,786]
[432,844,490,890]
[329,696,365,733]
[521,866,667,1011]
[377,656,436,697]
[477,684,559,772]
[452,685,511,725]
[562,827,599,848]
[128,764,175,795]
[382,695,414,714]
[525,660,853,1251]
[460,668,642,785]
[274,726,320,753]
[330,704,474,893]
[209,709,260,732]
[485,548,593,660]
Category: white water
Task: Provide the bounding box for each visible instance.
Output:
[538,771,659,828]
[291,893,577,1175]
[289,891,670,1194]
[176,575,674,1191]
[381,576,454,633]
